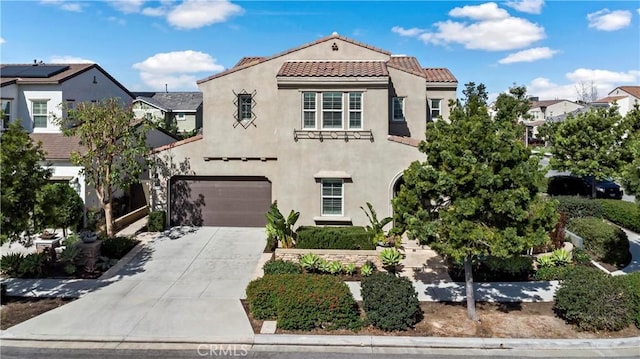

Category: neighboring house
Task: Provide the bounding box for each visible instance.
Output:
[0,63,178,210]
[150,33,458,228]
[132,92,203,134]
[592,86,640,117]
[524,98,584,140]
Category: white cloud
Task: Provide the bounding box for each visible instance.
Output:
[419,17,545,51]
[0,37,5,44]
[395,3,545,51]
[498,47,558,64]
[167,0,244,29]
[142,7,167,17]
[391,26,425,37]
[108,0,146,14]
[108,16,127,26]
[449,2,509,21]
[133,50,224,90]
[505,0,544,15]
[587,9,632,31]
[49,56,95,64]
[40,0,84,12]
[525,69,640,101]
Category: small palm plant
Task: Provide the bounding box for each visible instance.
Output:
[379,247,403,274]
[265,201,300,249]
[361,202,393,246]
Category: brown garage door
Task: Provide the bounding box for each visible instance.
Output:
[170,176,272,227]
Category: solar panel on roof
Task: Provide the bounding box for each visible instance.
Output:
[1,65,70,78]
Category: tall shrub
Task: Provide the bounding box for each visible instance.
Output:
[35,183,84,236]
[361,272,421,331]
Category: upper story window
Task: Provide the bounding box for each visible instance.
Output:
[302,92,364,130]
[303,92,316,129]
[176,112,186,121]
[238,94,252,121]
[392,97,405,122]
[32,100,48,128]
[430,99,441,121]
[1,99,11,129]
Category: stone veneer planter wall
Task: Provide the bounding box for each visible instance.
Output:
[275,248,383,269]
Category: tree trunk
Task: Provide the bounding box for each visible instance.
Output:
[104,201,114,238]
[464,256,479,321]
[590,176,596,199]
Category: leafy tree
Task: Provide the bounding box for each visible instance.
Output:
[35,183,84,236]
[0,122,52,244]
[540,105,629,198]
[393,83,557,320]
[620,104,640,200]
[53,98,151,237]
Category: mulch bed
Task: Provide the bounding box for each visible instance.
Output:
[0,296,76,330]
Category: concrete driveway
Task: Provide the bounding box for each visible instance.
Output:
[3,227,266,343]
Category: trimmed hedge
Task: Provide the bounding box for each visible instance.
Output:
[101,236,140,259]
[361,272,422,331]
[554,196,603,219]
[597,199,640,233]
[296,226,375,250]
[613,272,640,328]
[554,266,633,331]
[147,211,166,232]
[567,217,629,267]
[245,274,361,331]
[533,265,570,281]
[263,260,302,275]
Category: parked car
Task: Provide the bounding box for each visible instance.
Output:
[547,175,623,199]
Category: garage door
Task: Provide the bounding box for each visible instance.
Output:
[170,176,272,227]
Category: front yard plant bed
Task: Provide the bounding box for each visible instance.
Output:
[242,300,640,339]
[1,296,76,330]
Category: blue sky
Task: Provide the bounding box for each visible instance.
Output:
[1,0,639,101]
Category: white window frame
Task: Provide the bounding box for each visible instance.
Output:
[322,92,343,129]
[176,112,186,121]
[302,92,317,129]
[392,97,405,122]
[321,179,344,216]
[348,92,363,130]
[430,98,441,120]
[32,100,48,128]
[1,99,11,129]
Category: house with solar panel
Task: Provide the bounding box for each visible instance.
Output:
[0,62,178,211]
[150,33,458,228]
[132,91,203,135]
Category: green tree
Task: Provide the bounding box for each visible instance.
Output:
[53,98,151,237]
[540,105,629,198]
[393,83,557,320]
[620,104,640,200]
[35,183,84,236]
[0,122,52,244]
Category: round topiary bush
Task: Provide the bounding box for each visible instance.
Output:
[554,266,633,331]
[361,272,422,331]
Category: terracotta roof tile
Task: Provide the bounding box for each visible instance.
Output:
[618,86,640,99]
[387,57,425,78]
[152,134,203,153]
[30,133,84,160]
[233,57,265,68]
[198,33,392,84]
[423,68,457,83]
[530,99,570,108]
[277,61,389,77]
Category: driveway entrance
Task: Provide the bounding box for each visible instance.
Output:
[4,227,266,342]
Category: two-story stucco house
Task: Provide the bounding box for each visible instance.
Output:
[0,63,178,209]
[150,33,458,228]
[592,86,640,117]
[523,98,584,140]
[132,92,203,134]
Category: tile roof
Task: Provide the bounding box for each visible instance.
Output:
[277,61,389,77]
[618,86,640,98]
[530,99,566,108]
[387,57,426,78]
[138,92,202,111]
[30,133,84,160]
[423,68,458,83]
[1,63,133,98]
[234,57,265,68]
[593,95,627,103]
[198,33,392,84]
[152,134,203,153]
